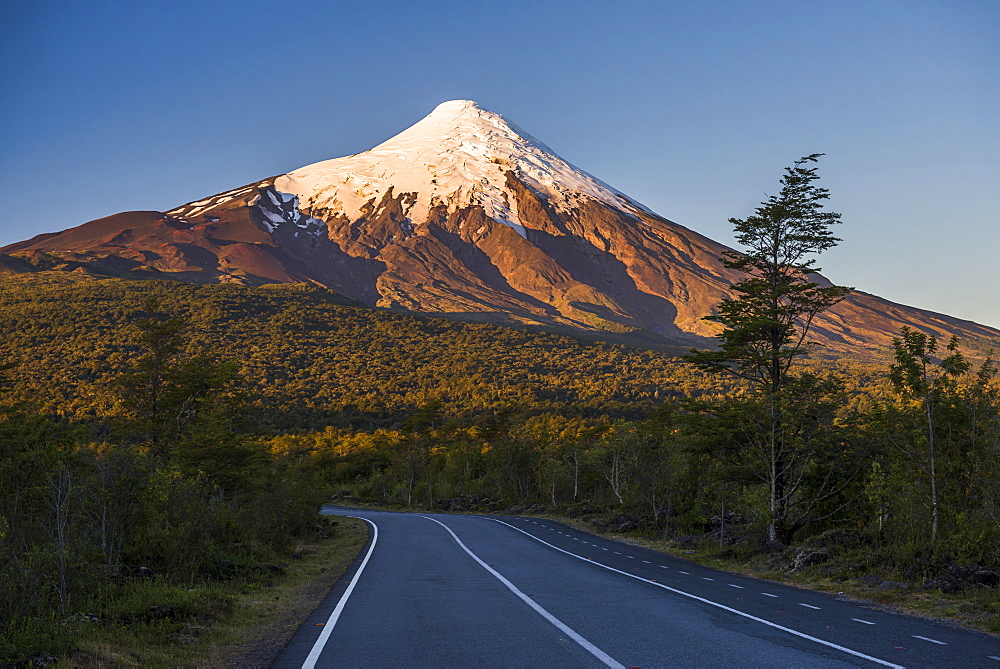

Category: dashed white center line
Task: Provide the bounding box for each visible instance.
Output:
[728,584,744,589]
[488,518,904,669]
[851,618,875,625]
[912,635,946,645]
[658,565,668,569]
[613,551,621,555]
[702,577,714,581]
[642,560,651,564]
[601,547,609,551]
[799,603,821,610]
[988,655,1000,661]
[627,556,636,559]
[678,570,689,574]
[761,592,778,598]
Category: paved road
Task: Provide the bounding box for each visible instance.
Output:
[274,508,1000,668]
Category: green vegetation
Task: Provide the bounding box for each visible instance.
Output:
[67,516,367,668]
[0,292,363,666]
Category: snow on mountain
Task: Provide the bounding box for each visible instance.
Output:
[168,184,259,220]
[273,100,653,239]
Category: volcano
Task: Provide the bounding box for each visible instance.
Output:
[4,100,997,354]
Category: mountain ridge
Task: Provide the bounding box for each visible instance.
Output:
[4,100,998,355]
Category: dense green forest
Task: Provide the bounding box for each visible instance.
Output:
[0,272,757,427]
[1,270,999,662]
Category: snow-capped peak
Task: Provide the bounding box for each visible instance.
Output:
[273,100,652,238]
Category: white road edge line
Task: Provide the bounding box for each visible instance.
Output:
[302,517,379,669]
[912,635,946,645]
[488,518,903,669]
[420,515,624,669]
[851,618,876,625]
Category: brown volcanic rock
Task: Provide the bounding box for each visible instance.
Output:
[4,100,999,355]
[5,211,174,252]
[3,183,324,286]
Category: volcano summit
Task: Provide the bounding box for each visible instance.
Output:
[4,100,997,353]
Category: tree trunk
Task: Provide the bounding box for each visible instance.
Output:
[48,467,73,619]
[720,486,726,548]
[767,392,788,544]
[605,451,624,505]
[663,494,673,540]
[927,397,938,548]
[572,451,580,502]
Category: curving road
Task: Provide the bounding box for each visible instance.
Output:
[273,508,1000,668]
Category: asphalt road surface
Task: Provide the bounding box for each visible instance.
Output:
[273,507,1000,668]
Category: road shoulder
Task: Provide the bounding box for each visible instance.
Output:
[220,517,369,667]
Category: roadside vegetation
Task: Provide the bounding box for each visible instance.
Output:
[52,516,365,668]
[0,304,365,666]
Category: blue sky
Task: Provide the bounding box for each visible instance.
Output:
[2,0,998,328]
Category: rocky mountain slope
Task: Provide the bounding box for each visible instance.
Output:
[4,100,997,354]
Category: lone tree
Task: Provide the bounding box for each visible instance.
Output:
[685,154,851,544]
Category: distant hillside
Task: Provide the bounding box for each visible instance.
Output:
[0,273,750,430]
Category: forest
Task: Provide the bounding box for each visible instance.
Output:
[1,260,998,661]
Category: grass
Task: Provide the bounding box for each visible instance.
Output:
[48,517,368,668]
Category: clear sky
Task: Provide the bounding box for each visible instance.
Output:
[2,0,997,328]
